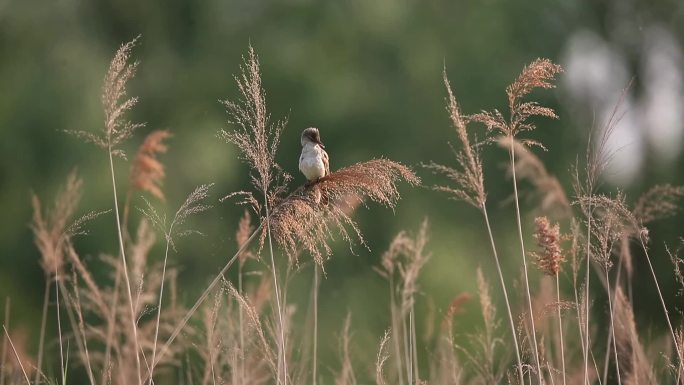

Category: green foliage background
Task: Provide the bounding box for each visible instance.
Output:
[2,0,684,378]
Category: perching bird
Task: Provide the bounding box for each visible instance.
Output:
[299,127,330,183]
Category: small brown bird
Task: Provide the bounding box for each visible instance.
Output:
[299,127,330,182]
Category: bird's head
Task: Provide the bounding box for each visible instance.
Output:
[301,127,324,148]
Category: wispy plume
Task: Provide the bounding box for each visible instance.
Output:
[471,58,562,137]
[67,36,144,157]
[424,69,486,209]
[219,45,290,202]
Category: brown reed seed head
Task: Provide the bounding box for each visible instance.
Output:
[471,58,562,137]
[267,159,419,267]
[130,130,171,201]
[31,171,83,277]
[236,209,255,265]
[531,216,564,276]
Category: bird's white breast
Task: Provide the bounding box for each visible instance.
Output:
[299,144,326,181]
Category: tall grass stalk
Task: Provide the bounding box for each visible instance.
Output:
[481,207,525,384]
[508,141,542,384]
[108,146,143,385]
[604,269,621,385]
[583,207,592,385]
[265,199,288,385]
[34,283,49,385]
[638,234,684,366]
[556,275,566,385]
[388,275,405,385]
[2,326,30,385]
[148,230,173,384]
[312,263,320,385]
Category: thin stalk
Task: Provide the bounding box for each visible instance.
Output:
[410,307,419,383]
[34,282,50,385]
[556,275,566,385]
[2,326,30,385]
[509,141,542,385]
[482,206,525,384]
[102,262,122,385]
[604,268,622,385]
[56,270,66,385]
[147,223,263,379]
[1,298,10,385]
[265,199,287,385]
[149,228,174,384]
[108,146,143,385]
[312,263,320,385]
[638,235,684,366]
[389,275,405,385]
[238,261,245,385]
[402,313,412,385]
[583,208,592,385]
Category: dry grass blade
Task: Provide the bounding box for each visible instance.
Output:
[268,159,419,267]
[1,327,30,385]
[130,130,172,201]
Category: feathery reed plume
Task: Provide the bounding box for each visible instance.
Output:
[633,184,684,225]
[130,130,172,201]
[427,68,525,385]
[31,170,82,279]
[666,241,684,295]
[219,45,291,385]
[219,45,290,200]
[471,58,561,385]
[441,293,471,332]
[613,288,656,385]
[67,36,144,157]
[498,137,571,219]
[376,330,391,385]
[268,159,418,267]
[531,217,564,276]
[471,58,562,137]
[237,210,256,265]
[66,36,149,385]
[424,69,486,209]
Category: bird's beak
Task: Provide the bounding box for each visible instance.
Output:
[318,141,325,148]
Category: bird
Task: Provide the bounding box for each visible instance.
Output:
[299,127,330,184]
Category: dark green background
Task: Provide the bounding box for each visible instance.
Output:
[2,0,684,380]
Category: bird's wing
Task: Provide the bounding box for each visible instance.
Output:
[322,148,330,176]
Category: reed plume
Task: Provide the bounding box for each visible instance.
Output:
[130,130,172,201]
[531,216,564,276]
[268,159,419,267]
